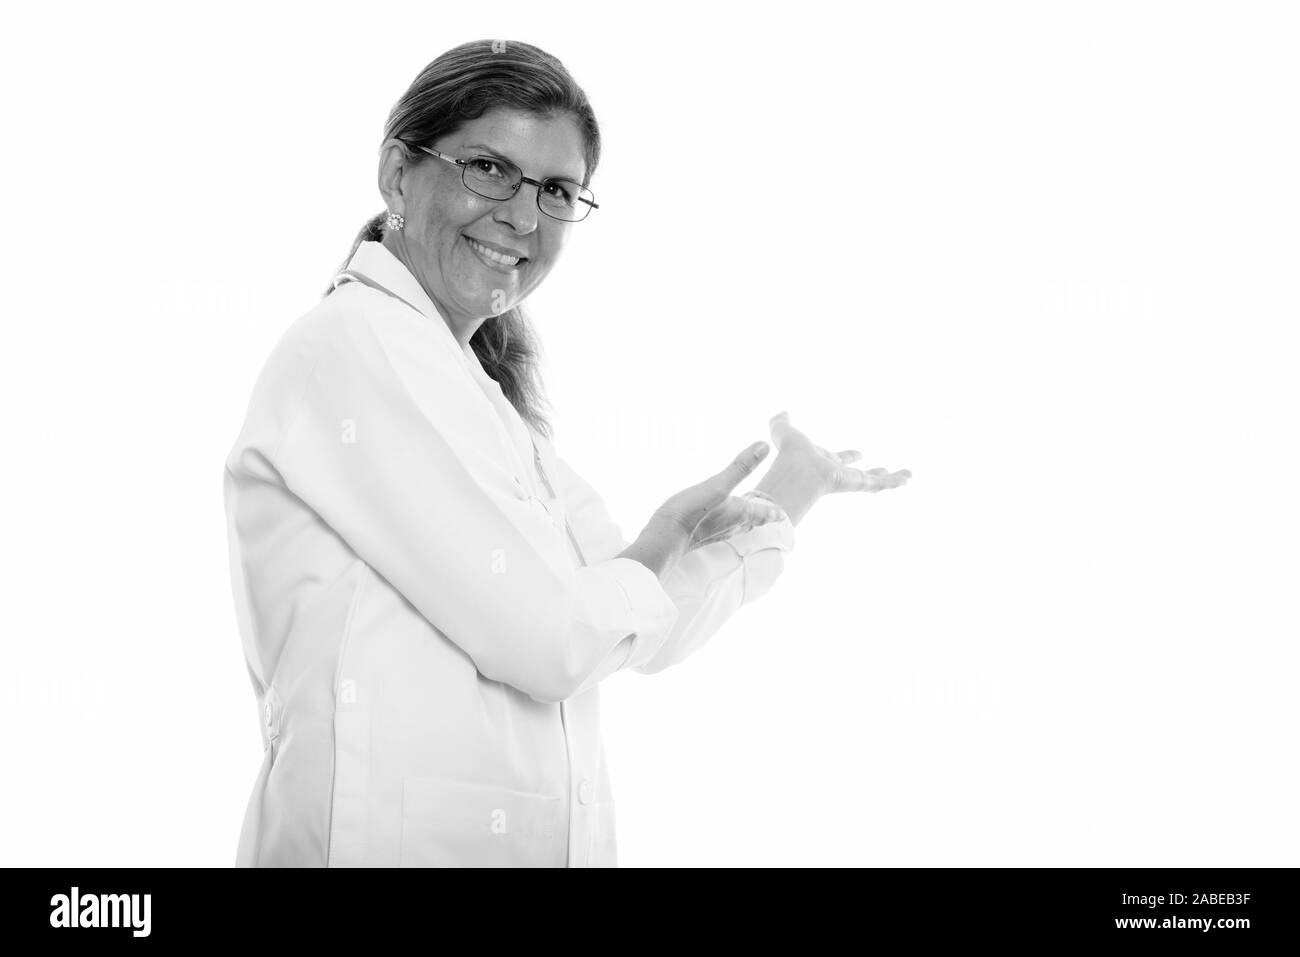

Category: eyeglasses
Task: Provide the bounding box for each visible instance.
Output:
[417,145,599,223]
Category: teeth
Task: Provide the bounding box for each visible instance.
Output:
[467,238,521,266]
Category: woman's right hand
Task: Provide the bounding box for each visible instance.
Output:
[619,441,774,578]
[651,440,774,537]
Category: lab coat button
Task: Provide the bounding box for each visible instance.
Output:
[578,780,595,805]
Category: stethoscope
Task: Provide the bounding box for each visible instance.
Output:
[331,268,590,569]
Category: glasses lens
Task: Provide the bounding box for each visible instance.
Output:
[538,180,596,222]
[462,156,521,200]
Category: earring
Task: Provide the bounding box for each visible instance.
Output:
[385,211,405,231]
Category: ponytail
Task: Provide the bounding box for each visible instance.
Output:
[471,307,553,439]
[323,211,386,296]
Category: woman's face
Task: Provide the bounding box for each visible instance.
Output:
[383,108,588,332]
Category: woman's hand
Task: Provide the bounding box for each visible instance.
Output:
[754,412,911,524]
[653,440,775,539]
[685,489,789,551]
[618,441,774,578]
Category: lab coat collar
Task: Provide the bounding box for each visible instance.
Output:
[342,240,543,478]
[341,240,477,364]
[341,241,528,415]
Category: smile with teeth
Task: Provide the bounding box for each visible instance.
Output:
[466,237,524,267]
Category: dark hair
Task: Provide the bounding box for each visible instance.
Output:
[328,39,602,439]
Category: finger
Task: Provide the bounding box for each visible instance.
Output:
[828,467,870,493]
[832,466,909,493]
[816,444,859,464]
[733,507,781,537]
[710,441,771,494]
[695,501,758,547]
[819,445,845,463]
[870,468,911,491]
[865,468,910,491]
[747,498,783,525]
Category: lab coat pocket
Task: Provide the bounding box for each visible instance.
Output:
[399,777,564,868]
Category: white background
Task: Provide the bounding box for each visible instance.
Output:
[1,0,1296,866]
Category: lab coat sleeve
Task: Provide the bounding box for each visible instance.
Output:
[546,446,795,677]
[263,309,681,705]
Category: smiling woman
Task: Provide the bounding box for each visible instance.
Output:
[224,38,907,870]
[326,40,603,438]
[375,109,586,348]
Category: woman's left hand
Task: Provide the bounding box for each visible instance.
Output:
[754,412,911,524]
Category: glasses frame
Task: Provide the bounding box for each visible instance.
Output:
[416,145,599,222]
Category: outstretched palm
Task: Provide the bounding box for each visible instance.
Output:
[768,411,911,494]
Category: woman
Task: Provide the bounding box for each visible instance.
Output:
[223,39,910,868]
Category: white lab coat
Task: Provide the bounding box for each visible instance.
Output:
[223,240,795,867]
